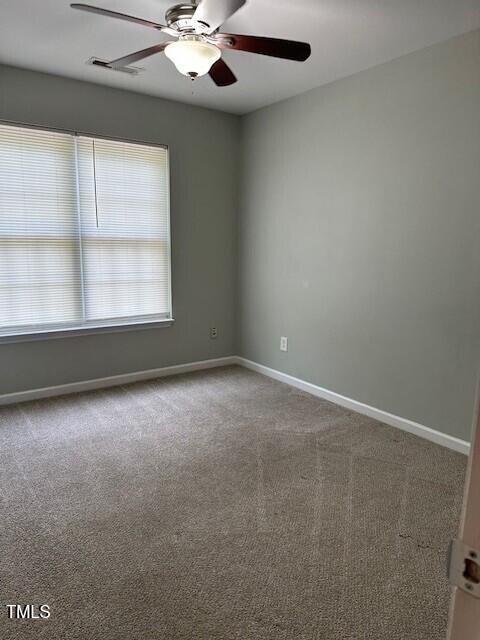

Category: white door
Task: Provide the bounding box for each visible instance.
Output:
[447,387,480,638]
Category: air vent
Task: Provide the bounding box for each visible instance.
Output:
[87,57,143,75]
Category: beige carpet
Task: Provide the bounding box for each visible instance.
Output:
[0,365,466,639]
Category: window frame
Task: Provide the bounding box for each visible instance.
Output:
[0,120,174,344]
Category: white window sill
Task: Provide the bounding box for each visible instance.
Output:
[0,318,175,344]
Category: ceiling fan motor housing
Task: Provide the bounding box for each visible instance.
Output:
[165,4,208,32]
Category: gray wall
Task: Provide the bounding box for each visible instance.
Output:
[1,31,479,442]
[0,64,240,394]
[238,30,480,441]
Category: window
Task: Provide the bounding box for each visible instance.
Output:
[0,123,171,339]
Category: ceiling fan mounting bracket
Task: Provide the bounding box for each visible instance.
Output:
[212,35,235,46]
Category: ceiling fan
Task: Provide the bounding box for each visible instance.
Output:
[71,0,312,86]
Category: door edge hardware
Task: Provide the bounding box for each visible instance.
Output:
[448,539,480,598]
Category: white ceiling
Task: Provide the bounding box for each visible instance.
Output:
[1,0,479,114]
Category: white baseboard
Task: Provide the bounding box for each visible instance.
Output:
[0,356,236,406]
[235,357,470,455]
[0,353,470,455]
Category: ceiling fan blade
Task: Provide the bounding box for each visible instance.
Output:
[108,43,169,69]
[70,3,165,30]
[209,58,237,86]
[215,33,311,62]
[193,0,246,34]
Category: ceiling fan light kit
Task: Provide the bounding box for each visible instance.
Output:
[71,0,312,87]
[165,36,221,78]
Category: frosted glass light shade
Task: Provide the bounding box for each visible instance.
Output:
[165,38,221,78]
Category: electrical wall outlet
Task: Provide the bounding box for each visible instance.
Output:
[210,327,218,339]
[280,336,288,352]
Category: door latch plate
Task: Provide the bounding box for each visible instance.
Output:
[448,540,480,598]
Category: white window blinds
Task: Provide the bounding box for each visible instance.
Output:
[0,123,171,338]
